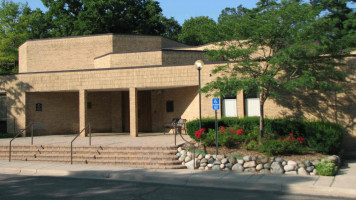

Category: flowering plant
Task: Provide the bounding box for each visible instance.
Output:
[194,128,206,139]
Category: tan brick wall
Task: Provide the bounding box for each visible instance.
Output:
[111,92,122,132]
[162,51,206,66]
[26,92,79,135]
[87,92,113,132]
[94,51,162,68]
[19,34,113,73]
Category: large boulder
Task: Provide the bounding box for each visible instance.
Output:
[232,164,244,173]
[271,162,285,174]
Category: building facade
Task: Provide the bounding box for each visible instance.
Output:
[0,34,354,148]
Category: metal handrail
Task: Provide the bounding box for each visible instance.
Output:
[9,123,34,162]
[174,124,197,169]
[71,123,91,164]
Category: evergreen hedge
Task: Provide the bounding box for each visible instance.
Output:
[186,117,344,154]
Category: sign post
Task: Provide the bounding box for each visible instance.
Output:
[212,98,220,155]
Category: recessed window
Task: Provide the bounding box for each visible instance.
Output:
[35,103,42,112]
[166,101,174,112]
[87,102,92,109]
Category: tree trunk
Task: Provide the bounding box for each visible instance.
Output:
[259,97,265,143]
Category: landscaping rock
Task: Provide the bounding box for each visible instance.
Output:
[284,165,295,172]
[251,156,257,161]
[312,160,320,166]
[243,156,251,162]
[205,166,209,170]
[200,158,208,163]
[288,160,298,167]
[184,156,192,163]
[285,171,298,175]
[176,152,181,157]
[256,164,263,171]
[244,161,257,168]
[264,163,271,170]
[271,162,285,174]
[298,163,305,168]
[327,155,340,165]
[179,155,185,162]
[187,152,192,157]
[220,164,225,169]
[197,154,204,160]
[212,165,221,171]
[260,157,269,164]
[237,159,244,165]
[298,167,309,176]
[310,169,318,176]
[229,157,237,165]
[207,164,214,168]
[177,147,182,152]
[275,158,283,163]
[185,160,194,169]
[217,155,225,160]
[225,163,233,169]
[208,158,215,164]
[304,160,312,167]
[259,169,270,173]
[245,168,257,173]
[205,154,211,159]
[199,167,205,170]
[214,160,222,165]
[181,150,187,155]
[258,155,264,159]
[232,164,244,172]
[282,161,287,166]
[306,166,315,172]
[200,163,207,167]
[221,158,228,164]
[270,157,275,162]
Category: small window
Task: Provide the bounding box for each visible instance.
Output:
[166,101,174,112]
[87,102,92,109]
[35,103,42,112]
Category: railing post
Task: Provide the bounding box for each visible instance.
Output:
[89,123,91,146]
[31,124,33,145]
[9,141,11,162]
[71,142,73,165]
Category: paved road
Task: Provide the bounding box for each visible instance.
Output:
[0,174,352,200]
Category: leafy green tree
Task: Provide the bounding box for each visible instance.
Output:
[42,0,181,38]
[178,16,221,45]
[202,0,352,140]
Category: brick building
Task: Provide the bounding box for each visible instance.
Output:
[0,34,354,148]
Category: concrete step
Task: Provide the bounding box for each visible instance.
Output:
[0,145,178,151]
[0,149,178,155]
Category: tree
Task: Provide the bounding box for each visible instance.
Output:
[178,16,221,46]
[202,0,352,140]
[42,0,181,38]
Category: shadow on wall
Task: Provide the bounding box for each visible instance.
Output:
[274,57,356,150]
[0,75,33,133]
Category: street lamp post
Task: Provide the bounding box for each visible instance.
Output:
[194,60,204,144]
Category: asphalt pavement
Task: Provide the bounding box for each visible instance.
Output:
[0,159,356,198]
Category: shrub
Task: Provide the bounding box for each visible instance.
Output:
[186,117,344,154]
[258,133,307,156]
[244,140,258,150]
[0,133,14,138]
[315,161,338,176]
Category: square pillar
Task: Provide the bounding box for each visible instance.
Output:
[237,91,245,118]
[79,90,87,137]
[129,88,138,137]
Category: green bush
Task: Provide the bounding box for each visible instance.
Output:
[259,137,307,156]
[0,133,14,138]
[186,117,344,154]
[315,161,338,176]
[244,140,258,150]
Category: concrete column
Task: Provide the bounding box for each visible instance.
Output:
[79,90,87,137]
[129,88,138,137]
[237,91,245,118]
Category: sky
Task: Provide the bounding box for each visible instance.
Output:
[12,0,261,25]
[10,0,356,25]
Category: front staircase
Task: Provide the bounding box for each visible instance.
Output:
[0,145,185,169]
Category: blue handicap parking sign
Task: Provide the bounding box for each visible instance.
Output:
[212,98,220,110]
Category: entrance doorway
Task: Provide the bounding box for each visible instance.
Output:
[122,91,152,132]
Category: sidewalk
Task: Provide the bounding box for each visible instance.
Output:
[1,159,356,198]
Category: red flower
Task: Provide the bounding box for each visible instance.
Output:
[279,137,283,141]
[229,129,235,133]
[236,129,243,135]
[195,130,201,139]
[201,128,206,133]
[220,126,226,133]
[289,133,294,137]
[297,136,305,144]
[291,137,295,141]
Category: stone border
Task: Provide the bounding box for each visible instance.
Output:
[177,147,340,175]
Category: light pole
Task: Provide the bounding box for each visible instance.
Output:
[194,60,204,143]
